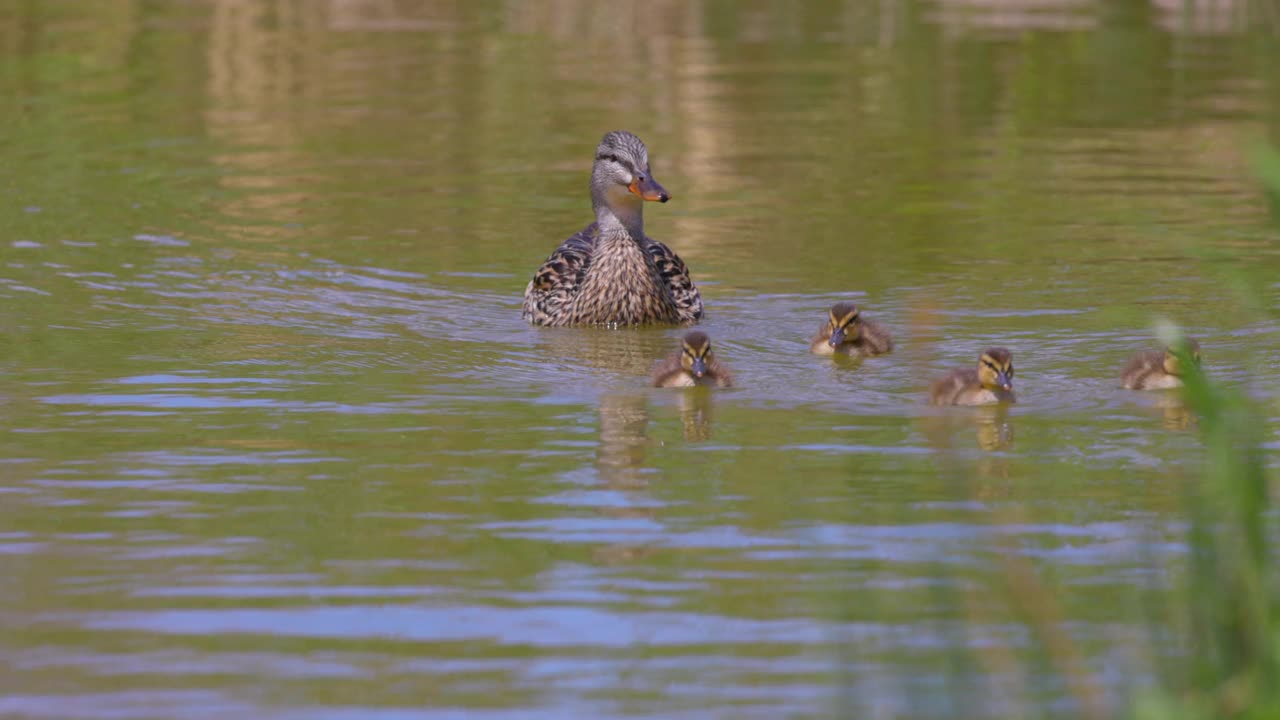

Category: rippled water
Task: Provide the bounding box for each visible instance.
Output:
[1,2,1279,718]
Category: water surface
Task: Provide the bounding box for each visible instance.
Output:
[1,2,1279,718]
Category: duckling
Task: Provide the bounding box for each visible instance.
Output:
[1120,339,1201,390]
[651,331,733,388]
[810,301,893,357]
[929,347,1016,406]
[522,131,703,327]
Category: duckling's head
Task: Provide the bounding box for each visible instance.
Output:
[591,131,669,210]
[977,347,1014,392]
[1162,338,1201,377]
[679,331,713,379]
[825,302,863,348]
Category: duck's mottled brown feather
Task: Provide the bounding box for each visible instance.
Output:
[522,223,702,327]
[522,223,597,326]
[645,239,702,322]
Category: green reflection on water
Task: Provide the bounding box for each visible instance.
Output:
[0,2,1277,718]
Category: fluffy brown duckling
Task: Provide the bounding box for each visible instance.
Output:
[810,302,894,358]
[1120,339,1200,390]
[929,347,1016,406]
[651,331,733,388]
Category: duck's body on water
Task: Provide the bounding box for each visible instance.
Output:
[522,131,702,328]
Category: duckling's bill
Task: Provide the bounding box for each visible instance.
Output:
[827,326,847,348]
[690,356,707,378]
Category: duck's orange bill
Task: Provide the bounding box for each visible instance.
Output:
[628,175,671,203]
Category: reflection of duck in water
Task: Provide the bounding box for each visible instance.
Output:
[522,130,702,327]
[594,393,659,565]
[651,332,733,388]
[1120,339,1200,390]
[597,394,652,488]
[809,302,893,358]
[929,347,1015,406]
[535,326,668,379]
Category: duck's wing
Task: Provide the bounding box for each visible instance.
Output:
[522,223,598,326]
[644,238,703,324]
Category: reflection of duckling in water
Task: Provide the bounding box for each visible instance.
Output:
[929,347,1016,406]
[920,402,1015,453]
[973,405,1015,451]
[809,302,893,358]
[1154,393,1195,431]
[1120,339,1200,390]
[677,390,715,442]
[651,331,733,388]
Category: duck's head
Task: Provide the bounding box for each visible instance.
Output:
[825,302,863,348]
[679,331,713,379]
[591,130,669,210]
[1162,338,1201,377]
[976,347,1014,392]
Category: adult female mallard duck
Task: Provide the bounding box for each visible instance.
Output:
[810,301,893,357]
[1120,339,1201,390]
[651,332,733,388]
[929,347,1016,406]
[522,131,703,327]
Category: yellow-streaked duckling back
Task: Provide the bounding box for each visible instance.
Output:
[810,301,893,358]
[652,331,733,388]
[929,347,1016,406]
[1121,339,1200,390]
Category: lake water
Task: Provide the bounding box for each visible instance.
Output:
[1,2,1278,718]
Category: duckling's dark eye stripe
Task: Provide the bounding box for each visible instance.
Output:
[982,360,1001,373]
